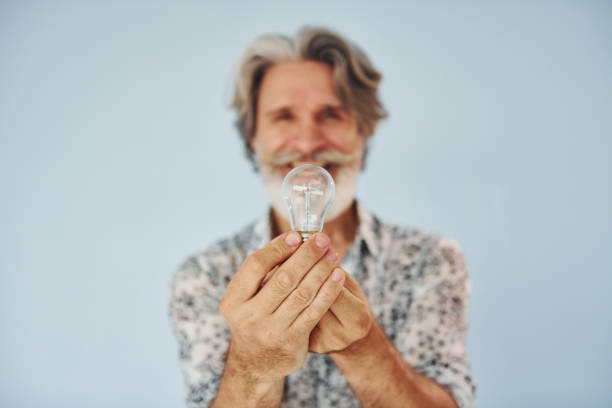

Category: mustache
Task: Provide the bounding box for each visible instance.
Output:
[261,149,362,168]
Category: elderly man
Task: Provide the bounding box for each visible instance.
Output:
[169,27,476,408]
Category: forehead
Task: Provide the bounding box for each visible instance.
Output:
[258,60,342,110]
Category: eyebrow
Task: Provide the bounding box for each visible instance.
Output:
[264,106,292,118]
[264,103,346,117]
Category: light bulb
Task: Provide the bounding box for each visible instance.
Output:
[282,164,336,241]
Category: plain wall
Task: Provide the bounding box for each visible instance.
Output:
[1,1,611,407]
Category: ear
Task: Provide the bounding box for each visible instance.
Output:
[250,134,258,152]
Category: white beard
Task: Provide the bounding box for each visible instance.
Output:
[260,161,360,224]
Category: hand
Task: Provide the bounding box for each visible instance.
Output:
[308,271,373,354]
[219,232,345,382]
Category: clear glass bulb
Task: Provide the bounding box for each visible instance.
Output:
[282,164,336,241]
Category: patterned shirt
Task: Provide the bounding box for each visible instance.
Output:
[168,203,476,407]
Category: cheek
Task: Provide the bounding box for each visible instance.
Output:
[321,122,361,151]
[256,124,299,156]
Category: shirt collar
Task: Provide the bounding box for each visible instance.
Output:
[249,201,380,257]
[356,202,380,257]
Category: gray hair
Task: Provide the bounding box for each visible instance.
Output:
[231,26,388,169]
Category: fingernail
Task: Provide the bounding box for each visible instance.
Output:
[326,249,338,262]
[285,232,300,247]
[331,268,344,282]
[315,234,329,248]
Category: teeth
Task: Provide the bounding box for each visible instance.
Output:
[292,161,326,168]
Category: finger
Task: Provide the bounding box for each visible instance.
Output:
[253,233,331,313]
[309,311,342,353]
[273,248,338,327]
[224,232,301,305]
[317,309,342,329]
[291,267,345,334]
[342,271,366,298]
[329,286,363,326]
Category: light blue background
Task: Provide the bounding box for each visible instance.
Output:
[1,1,611,407]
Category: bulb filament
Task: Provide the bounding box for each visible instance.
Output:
[293,183,323,231]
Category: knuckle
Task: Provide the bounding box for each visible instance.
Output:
[293,285,313,305]
[274,270,295,291]
[356,314,373,336]
[268,242,287,260]
[319,286,339,305]
[246,252,267,272]
[219,296,237,320]
[306,304,325,322]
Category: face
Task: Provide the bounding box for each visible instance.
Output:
[251,61,365,221]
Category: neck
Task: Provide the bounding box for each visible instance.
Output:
[270,201,360,255]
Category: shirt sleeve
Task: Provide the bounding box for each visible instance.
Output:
[396,236,477,408]
[168,254,231,408]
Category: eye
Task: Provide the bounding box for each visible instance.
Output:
[275,112,293,121]
[324,110,340,119]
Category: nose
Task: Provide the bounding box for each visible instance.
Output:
[291,119,326,160]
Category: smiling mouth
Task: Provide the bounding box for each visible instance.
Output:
[290,161,338,174]
[291,160,325,167]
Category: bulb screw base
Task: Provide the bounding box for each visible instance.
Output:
[298,231,314,242]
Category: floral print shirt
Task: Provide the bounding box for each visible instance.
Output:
[168,203,476,407]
